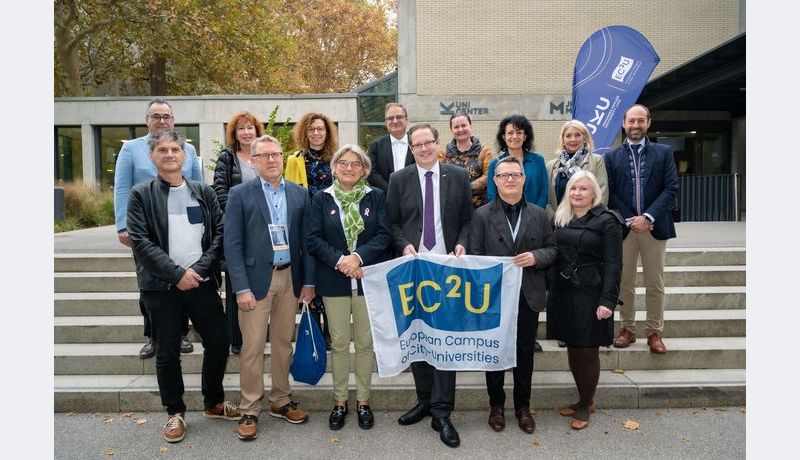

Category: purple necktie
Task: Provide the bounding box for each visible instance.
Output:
[423,171,436,250]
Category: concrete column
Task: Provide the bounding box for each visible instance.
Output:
[337,122,359,146]
[397,0,417,99]
[80,124,96,186]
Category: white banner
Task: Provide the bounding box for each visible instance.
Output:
[362,253,522,377]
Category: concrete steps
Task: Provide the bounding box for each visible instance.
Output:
[54,368,746,413]
[53,247,747,412]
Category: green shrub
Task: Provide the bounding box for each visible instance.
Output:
[55,182,115,232]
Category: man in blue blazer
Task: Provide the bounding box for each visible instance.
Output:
[604,104,679,354]
[224,135,316,441]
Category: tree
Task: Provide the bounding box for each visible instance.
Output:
[54,0,397,97]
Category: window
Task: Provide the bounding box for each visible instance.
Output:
[55,127,83,183]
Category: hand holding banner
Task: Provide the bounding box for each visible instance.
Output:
[362,253,522,378]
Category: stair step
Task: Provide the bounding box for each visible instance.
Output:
[54,310,745,343]
[53,337,745,376]
[661,248,745,266]
[53,368,745,413]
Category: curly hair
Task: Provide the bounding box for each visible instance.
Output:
[292,112,338,163]
[224,111,265,151]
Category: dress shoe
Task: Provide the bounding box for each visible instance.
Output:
[533,340,543,352]
[397,402,430,425]
[515,407,536,433]
[431,417,460,448]
[557,340,567,348]
[163,412,186,443]
[487,405,505,431]
[139,338,156,359]
[230,344,242,355]
[558,402,596,417]
[237,415,258,440]
[328,404,348,430]
[357,404,374,429]
[647,332,667,354]
[180,336,194,353]
[613,328,636,348]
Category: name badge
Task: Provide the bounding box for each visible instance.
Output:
[268,224,289,251]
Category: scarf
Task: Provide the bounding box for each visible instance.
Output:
[557,148,589,179]
[333,178,367,250]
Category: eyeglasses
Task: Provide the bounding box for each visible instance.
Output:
[251,152,284,161]
[495,172,525,181]
[148,115,174,122]
[385,115,406,122]
[335,160,364,169]
[410,139,437,151]
[307,127,326,133]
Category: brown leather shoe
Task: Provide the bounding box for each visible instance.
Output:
[203,401,241,420]
[570,405,591,430]
[570,417,589,430]
[270,400,309,424]
[487,405,505,431]
[613,328,636,348]
[163,412,186,443]
[515,407,536,434]
[558,403,596,417]
[237,415,258,441]
[647,332,667,354]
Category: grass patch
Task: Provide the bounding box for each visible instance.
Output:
[55,182,114,233]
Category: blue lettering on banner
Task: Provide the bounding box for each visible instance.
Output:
[386,258,502,335]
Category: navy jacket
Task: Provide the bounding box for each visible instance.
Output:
[604,140,679,240]
[306,186,391,296]
[223,177,315,300]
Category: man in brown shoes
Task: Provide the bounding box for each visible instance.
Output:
[605,104,679,354]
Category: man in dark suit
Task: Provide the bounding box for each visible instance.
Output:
[386,123,473,448]
[469,156,557,434]
[367,102,414,191]
[604,104,679,354]
[224,135,316,441]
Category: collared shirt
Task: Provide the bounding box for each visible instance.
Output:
[624,137,654,223]
[260,176,290,265]
[390,133,409,173]
[499,195,526,232]
[416,162,446,254]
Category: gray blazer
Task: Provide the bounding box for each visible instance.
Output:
[469,198,558,312]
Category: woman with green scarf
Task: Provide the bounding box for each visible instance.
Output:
[306,144,391,431]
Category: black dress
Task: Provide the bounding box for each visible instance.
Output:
[546,205,623,347]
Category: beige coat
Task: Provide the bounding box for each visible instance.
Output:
[546,153,608,216]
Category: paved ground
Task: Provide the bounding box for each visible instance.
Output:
[55,407,745,459]
[55,222,746,254]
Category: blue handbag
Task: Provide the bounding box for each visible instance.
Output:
[289,301,327,385]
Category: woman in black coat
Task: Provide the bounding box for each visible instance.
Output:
[546,170,623,430]
[212,111,264,354]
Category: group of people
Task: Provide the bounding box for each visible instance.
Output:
[113,98,678,447]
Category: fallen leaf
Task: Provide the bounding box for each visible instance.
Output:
[330,437,340,444]
[160,446,170,453]
[603,431,609,435]
[601,409,610,416]
[622,420,640,430]
[655,411,665,416]
[532,439,542,446]
[740,409,746,414]
[612,368,625,374]
[683,437,691,443]
[66,412,75,416]
[714,408,728,412]
[103,417,114,423]
[135,419,147,425]
[120,412,134,417]
[104,449,115,457]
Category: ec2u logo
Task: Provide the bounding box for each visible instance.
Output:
[387,259,502,334]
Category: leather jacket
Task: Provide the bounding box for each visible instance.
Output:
[127,176,223,291]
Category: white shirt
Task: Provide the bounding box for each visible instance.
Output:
[415,163,446,254]
[390,133,409,173]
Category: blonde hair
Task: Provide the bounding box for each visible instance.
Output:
[556,119,595,155]
[553,170,603,227]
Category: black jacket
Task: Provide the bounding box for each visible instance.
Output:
[127,176,223,291]
[212,148,242,213]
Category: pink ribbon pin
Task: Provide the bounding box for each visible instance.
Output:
[364,208,370,217]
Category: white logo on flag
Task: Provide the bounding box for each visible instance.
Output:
[612,56,635,82]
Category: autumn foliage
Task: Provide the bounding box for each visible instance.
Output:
[54,0,397,97]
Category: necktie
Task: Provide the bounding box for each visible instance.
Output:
[423,171,436,250]
[630,143,641,153]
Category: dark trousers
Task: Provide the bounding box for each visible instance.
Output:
[141,296,190,338]
[142,282,230,415]
[223,270,242,348]
[485,301,539,411]
[411,362,456,418]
